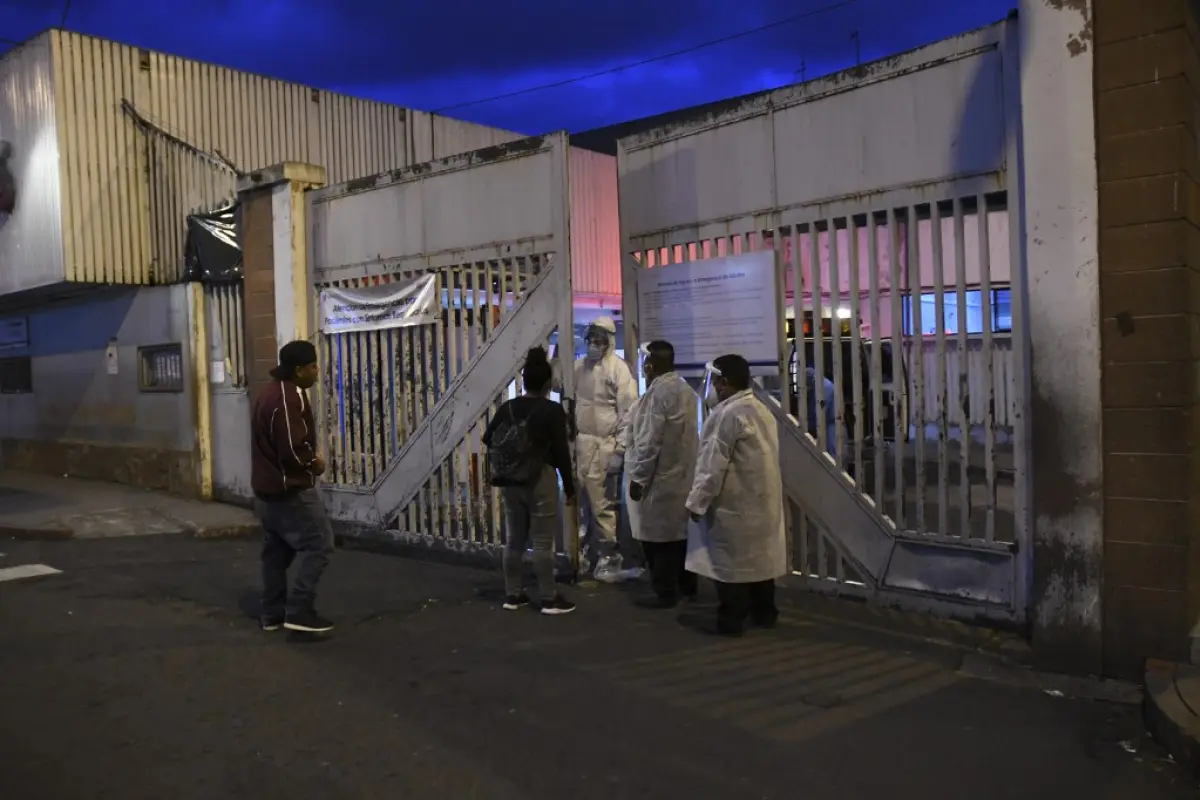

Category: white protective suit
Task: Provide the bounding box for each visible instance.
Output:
[625,372,699,543]
[573,316,638,561]
[684,388,787,584]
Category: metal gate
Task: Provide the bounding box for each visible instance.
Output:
[617,20,1030,623]
[309,134,575,550]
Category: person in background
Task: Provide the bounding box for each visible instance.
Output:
[685,354,787,637]
[627,341,700,609]
[483,346,576,616]
[251,340,335,634]
[571,315,638,582]
[806,365,839,459]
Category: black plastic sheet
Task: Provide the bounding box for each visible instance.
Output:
[0,140,15,214]
[182,203,241,283]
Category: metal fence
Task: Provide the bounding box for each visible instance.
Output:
[636,191,1021,594]
[317,256,548,546]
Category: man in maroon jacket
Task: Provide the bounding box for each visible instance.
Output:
[251,340,334,633]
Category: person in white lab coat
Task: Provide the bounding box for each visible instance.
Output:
[626,341,700,609]
[685,353,787,636]
[572,315,638,582]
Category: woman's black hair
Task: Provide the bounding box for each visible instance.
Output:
[522,346,553,393]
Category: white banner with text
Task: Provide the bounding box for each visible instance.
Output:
[320,275,439,335]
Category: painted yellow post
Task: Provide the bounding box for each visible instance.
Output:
[290,181,315,343]
[189,281,214,500]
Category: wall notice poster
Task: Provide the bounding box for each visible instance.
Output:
[636,251,780,376]
[320,275,439,335]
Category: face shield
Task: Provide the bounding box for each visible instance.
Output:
[703,361,723,409]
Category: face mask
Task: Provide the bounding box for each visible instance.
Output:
[704,386,719,409]
[586,344,604,361]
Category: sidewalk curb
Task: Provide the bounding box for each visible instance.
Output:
[1144,659,1200,781]
[185,522,260,540]
[0,524,73,542]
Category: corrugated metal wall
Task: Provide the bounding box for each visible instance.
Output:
[47,30,523,286]
[568,147,621,298]
[0,34,66,294]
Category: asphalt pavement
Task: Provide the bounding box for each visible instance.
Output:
[0,534,1194,800]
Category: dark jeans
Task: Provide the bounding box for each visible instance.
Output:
[714,579,778,633]
[255,489,334,619]
[641,540,697,602]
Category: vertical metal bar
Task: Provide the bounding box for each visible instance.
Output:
[357,328,375,486]
[445,268,464,543]
[321,332,339,485]
[399,324,415,533]
[829,218,845,471]
[491,259,511,543]
[932,201,950,535]
[365,326,382,484]
[953,198,971,539]
[908,207,926,535]
[867,213,885,507]
[422,298,438,536]
[887,208,905,528]
[336,328,351,486]
[813,224,827,455]
[780,227,796,423]
[346,307,363,487]
[848,214,865,484]
[432,271,448,539]
[797,225,814,435]
[978,195,997,542]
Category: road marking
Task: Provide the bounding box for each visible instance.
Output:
[0,564,62,582]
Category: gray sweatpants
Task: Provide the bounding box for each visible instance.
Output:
[501,465,560,601]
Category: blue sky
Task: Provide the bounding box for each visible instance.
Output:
[3,0,1014,134]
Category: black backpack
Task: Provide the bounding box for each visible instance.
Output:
[487,403,536,486]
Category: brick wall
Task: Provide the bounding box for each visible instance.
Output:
[241,189,277,404]
[1095,0,1200,677]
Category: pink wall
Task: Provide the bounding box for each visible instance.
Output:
[569,147,623,299]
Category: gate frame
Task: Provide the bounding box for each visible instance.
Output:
[305,133,577,541]
[616,18,1032,625]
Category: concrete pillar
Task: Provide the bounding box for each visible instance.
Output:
[236,162,326,404]
[1092,0,1200,678]
[1019,0,1104,675]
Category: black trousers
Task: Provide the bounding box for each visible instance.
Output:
[641,540,697,602]
[714,579,778,633]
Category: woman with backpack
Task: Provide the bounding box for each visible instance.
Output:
[482,346,577,615]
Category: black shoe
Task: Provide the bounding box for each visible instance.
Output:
[261,616,284,632]
[502,593,531,611]
[540,596,576,616]
[752,615,779,629]
[635,595,678,610]
[284,610,335,633]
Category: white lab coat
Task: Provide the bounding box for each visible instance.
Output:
[684,389,787,584]
[622,397,643,541]
[626,373,699,543]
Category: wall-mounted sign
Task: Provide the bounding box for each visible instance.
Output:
[0,317,28,350]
